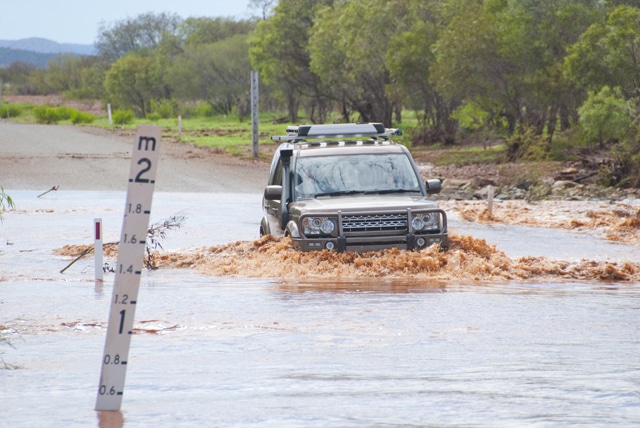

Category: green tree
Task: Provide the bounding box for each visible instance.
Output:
[179,17,255,45]
[578,86,635,148]
[433,0,602,141]
[28,55,104,99]
[250,0,332,123]
[248,0,277,20]
[104,53,167,117]
[309,0,412,126]
[430,0,510,130]
[96,12,183,63]
[0,61,37,95]
[565,5,640,103]
[168,35,252,119]
[386,1,457,143]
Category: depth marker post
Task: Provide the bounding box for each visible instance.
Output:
[94,218,103,281]
[95,126,162,411]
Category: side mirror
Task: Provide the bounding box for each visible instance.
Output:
[425,179,442,195]
[263,185,283,200]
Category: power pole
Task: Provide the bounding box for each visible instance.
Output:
[251,70,259,158]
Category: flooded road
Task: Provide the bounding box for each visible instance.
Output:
[1,190,640,426]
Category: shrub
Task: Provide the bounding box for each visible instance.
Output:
[70,110,96,124]
[112,109,135,126]
[505,126,550,162]
[146,112,161,122]
[195,102,214,118]
[0,103,23,118]
[33,105,62,124]
[56,105,73,120]
[150,98,178,119]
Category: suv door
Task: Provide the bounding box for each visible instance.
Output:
[263,155,284,236]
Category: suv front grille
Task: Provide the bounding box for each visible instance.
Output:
[342,213,407,233]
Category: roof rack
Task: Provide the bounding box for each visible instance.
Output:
[271,123,402,142]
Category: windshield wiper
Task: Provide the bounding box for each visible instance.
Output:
[314,190,366,198]
[364,189,419,195]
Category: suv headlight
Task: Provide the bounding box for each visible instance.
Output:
[302,217,335,236]
[411,212,439,232]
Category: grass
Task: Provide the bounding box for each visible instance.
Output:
[0,100,520,168]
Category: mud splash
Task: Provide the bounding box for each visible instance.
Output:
[57,234,639,282]
[446,200,640,246]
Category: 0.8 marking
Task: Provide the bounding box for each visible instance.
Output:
[103,354,126,365]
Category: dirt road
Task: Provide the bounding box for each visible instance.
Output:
[0,121,268,193]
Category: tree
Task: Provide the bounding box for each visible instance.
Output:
[565,5,640,104]
[432,0,602,140]
[248,0,277,20]
[168,35,252,119]
[250,0,332,123]
[0,61,37,94]
[178,17,255,45]
[578,86,635,148]
[309,0,412,126]
[386,1,457,143]
[104,53,167,117]
[96,12,183,63]
[28,55,104,99]
[431,0,512,130]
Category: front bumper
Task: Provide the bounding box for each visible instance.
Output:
[292,232,448,252]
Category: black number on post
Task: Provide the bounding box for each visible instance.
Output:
[134,158,152,183]
[118,309,126,334]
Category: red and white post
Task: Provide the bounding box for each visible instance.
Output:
[94,218,103,281]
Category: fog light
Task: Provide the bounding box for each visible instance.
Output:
[416,237,427,248]
[325,241,335,250]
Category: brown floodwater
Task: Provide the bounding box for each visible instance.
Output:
[1,190,639,427]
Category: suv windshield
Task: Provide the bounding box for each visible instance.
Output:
[294,153,421,199]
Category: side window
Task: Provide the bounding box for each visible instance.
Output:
[270,157,283,186]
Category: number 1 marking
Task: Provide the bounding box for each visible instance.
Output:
[118,310,125,334]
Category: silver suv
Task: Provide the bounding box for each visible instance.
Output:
[260,123,448,252]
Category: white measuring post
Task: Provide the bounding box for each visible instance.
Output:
[94,218,104,281]
[95,126,162,411]
[251,70,259,158]
[488,185,494,216]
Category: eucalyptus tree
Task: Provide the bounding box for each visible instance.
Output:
[386,0,458,143]
[167,34,253,119]
[250,0,333,123]
[96,12,184,63]
[178,17,256,45]
[432,0,602,141]
[104,53,168,117]
[309,0,415,126]
[565,5,640,105]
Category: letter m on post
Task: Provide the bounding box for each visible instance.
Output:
[138,137,156,151]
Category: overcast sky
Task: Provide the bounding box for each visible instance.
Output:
[1,0,255,45]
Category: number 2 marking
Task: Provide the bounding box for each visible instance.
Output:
[134,158,152,183]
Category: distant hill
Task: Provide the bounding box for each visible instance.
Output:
[0,38,96,68]
[0,47,58,68]
[0,38,95,55]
